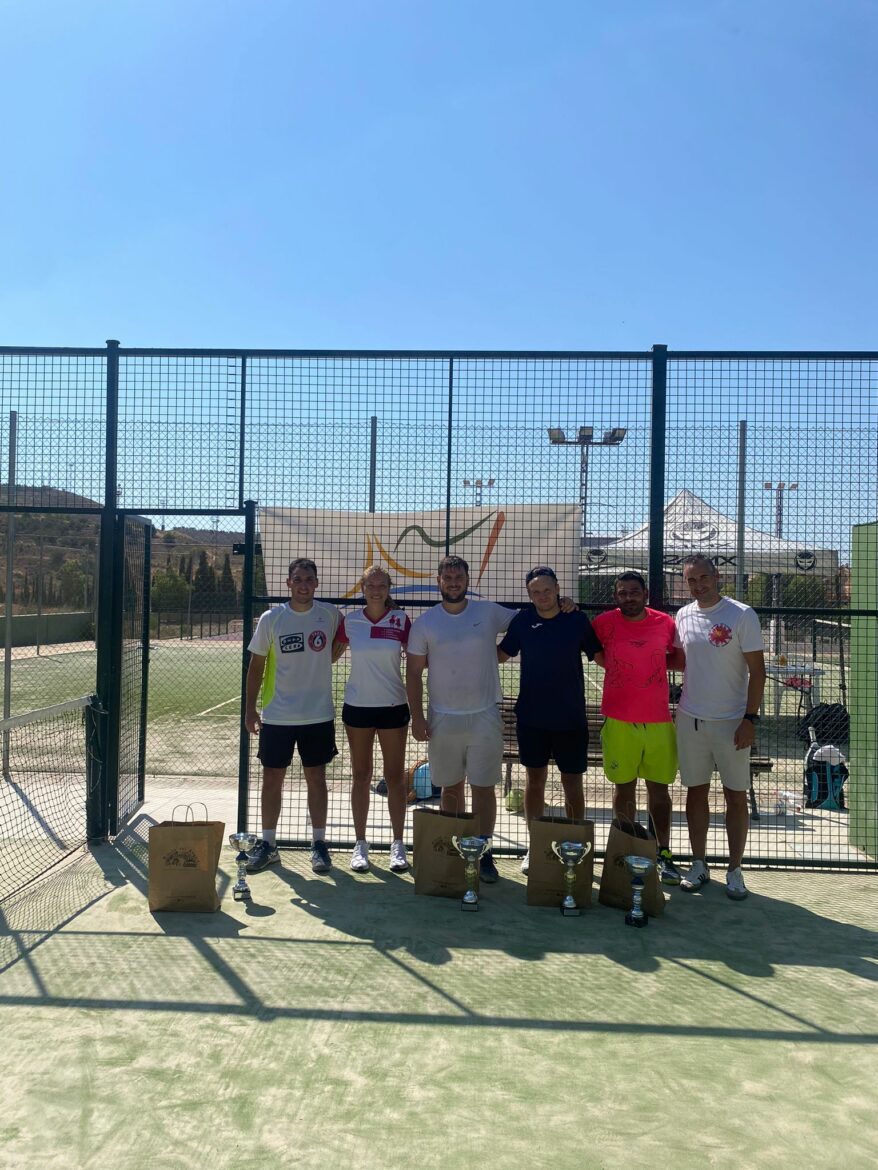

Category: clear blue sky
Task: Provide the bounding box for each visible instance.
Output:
[2,0,876,351]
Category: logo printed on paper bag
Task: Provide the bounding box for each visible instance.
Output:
[163,848,200,868]
[433,835,457,857]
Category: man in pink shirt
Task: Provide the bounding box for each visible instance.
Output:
[592,572,685,885]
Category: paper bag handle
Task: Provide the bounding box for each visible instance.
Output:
[170,802,210,823]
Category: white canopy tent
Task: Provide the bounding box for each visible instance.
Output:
[582,489,838,577]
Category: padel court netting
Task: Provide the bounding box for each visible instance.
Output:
[1,345,877,882]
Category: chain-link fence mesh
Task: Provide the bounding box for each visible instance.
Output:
[2,345,876,870]
[0,696,95,902]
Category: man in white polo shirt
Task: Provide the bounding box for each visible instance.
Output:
[406,555,515,884]
[408,555,575,882]
[244,558,344,875]
[675,554,766,900]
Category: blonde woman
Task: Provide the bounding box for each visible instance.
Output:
[334,566,411,873]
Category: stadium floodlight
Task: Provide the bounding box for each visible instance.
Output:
[547,424,627,541]
[462,477,496,507]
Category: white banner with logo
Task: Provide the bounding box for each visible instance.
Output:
[259,505,580,603]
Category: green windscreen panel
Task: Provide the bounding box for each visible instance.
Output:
[850,522,877,858]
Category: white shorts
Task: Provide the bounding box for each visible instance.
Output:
[675,712,751,792]
[427,706,503,789]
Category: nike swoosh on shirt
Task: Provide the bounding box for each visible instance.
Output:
[531,623,543,628]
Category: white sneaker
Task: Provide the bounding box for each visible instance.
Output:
[520,851,530,875]
[726,866,748,900]
[681,859,710,891]
[389,839,409,873]
[350,840,370,872]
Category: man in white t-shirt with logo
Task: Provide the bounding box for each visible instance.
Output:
[675,554,766,900]
[244,558,344,875]
[406,555,516,884]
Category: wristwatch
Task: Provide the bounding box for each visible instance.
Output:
[742,713,760,724]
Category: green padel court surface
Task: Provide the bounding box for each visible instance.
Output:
[1,820,876,1170]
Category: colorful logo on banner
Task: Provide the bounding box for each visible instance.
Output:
[342,510,506,598]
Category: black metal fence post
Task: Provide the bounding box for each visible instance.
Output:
[105,512,126,835]
[137,525,151,804]
[92,339,121,841]
[649,344,668,607]
[237,499,258,832]
[85,693,105,842]
[444,357,454,556]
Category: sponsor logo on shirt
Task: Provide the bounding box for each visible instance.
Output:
[531,623,543,629]
[280,633,305,654]
[371,627,406,642]
[387,613,403,628]
[708,623,733,647]
[308,630,328,652]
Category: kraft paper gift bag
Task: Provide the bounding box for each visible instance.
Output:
[148,804,225,913]
[412,806,481,899]
[598,818,665,917]
[526,816,595,907]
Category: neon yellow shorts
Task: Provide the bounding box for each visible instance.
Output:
[600,717,678,785]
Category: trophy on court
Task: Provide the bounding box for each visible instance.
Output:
[551,840,593,916]
[451,835,490,911]
[623,855,655,927]
[229,832,258,902]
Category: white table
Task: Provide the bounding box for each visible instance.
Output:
[764,663,826,716]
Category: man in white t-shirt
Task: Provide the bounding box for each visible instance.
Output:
[406,555,515,884]
[675,554,766,900]
[244,558,344,875]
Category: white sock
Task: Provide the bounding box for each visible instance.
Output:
[312,827,326,843]
[263,829,276,846]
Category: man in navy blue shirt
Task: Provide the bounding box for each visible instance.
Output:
[498,566,602,873]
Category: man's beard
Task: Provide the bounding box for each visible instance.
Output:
[440,585,467,603]
[619,601,645,617]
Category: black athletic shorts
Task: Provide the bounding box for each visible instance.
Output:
[515,723,589,774]
[257,721,338,769]
[342,702,410,730]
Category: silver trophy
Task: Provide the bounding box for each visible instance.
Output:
[624,854,655,927]
[451,835,490,911]
[551,840,594,916]
[229,832,258,902]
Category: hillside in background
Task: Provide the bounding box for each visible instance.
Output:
[0,486,249,611]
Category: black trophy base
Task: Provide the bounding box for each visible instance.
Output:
[460,899,479,912]
[625,910,648,927]
[560,904,581,917]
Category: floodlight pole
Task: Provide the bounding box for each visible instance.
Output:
[547,425,628,558]
[368,415,377,513]
[462,476,496,508]
[763,480,798,656]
